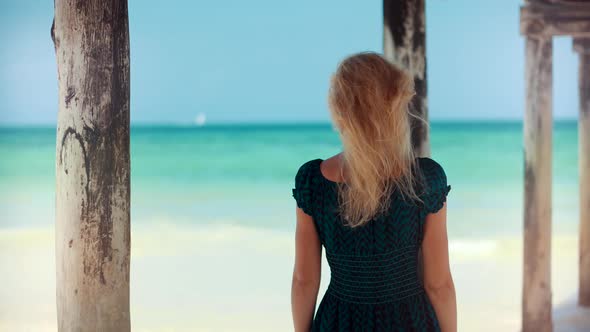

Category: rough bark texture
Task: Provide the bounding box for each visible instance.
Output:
[53,0,131,331]
[574,38,590,307]
[522,36,553,332]
[383,0,428,157]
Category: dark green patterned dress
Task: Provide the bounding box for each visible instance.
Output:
[292,157,451,332]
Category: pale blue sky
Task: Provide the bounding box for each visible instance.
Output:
[0,0,580,125]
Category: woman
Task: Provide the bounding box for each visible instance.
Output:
[290,52,456,332]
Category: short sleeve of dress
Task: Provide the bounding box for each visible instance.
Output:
[418,157,451,214]
[291,160,317,217]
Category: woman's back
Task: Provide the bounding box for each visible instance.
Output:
[292,156,451,331]
[290,51,456,332]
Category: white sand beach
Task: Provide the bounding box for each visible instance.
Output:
[1,223,588,332]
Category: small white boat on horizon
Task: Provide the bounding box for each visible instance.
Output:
[194,112,207,126]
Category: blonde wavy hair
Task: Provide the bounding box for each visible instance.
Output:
[328,52,424,228]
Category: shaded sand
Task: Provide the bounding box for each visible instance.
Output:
[554,299,590,332]
[0,223,587,331]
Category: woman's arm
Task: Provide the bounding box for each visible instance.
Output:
[422,202,457,332]
[291,206,322,332]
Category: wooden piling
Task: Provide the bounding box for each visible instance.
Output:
[383,0,428,157]
[522,35,553,332]
[52,0,131,330]
[574,38,590,307]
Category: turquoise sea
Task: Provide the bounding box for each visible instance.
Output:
[0,121,585,331]
[0,121,580,238]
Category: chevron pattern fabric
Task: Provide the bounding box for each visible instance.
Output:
[292,157,451,331]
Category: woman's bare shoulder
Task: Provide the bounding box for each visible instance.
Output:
[320,153,345,183]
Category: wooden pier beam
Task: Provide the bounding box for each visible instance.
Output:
[522,34,554,332]
[52,0,131,330]
[574,38,590,308]
[383,0,428,157]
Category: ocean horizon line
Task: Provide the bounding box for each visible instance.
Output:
[0,117,579,130]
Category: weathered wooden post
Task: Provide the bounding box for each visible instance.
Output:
[52,0,131,330]
[574,38,590,307]
[383,0,428,157]
[520,1,554,331]
[522,35,553,332]
[520,1,590,324]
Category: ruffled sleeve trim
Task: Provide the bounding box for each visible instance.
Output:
[417,157,451,215]
[424,184,451,214]
[292,159,320,217]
